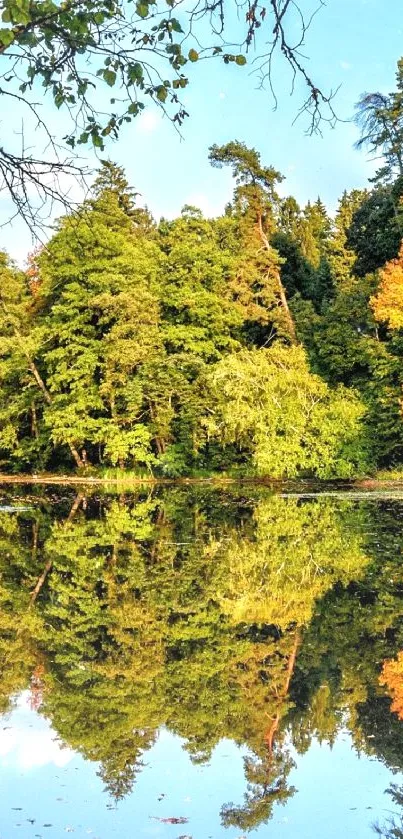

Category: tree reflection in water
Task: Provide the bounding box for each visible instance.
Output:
[0,486,403,828]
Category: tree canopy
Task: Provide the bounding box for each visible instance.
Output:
[0,147,382,479]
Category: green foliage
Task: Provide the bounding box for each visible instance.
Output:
[208,141,298,343]
[5,122,403,477]
[0,0,254,155]
[273,196,334,311]
[0,253,52,468]
[355,59,403,184]
[203,346,369,478]
[0,0,332,182]
[34,186,165,469]
[347,182,403,276]
[328,189,367,291]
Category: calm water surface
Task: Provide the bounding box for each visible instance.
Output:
[1,485,403,839]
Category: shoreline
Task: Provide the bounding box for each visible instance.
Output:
[0,473,402,489]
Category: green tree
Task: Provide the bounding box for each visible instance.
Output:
[93,161,155,233]
[36,183,164,469]
[299,199,331,268]
[347,182,403,276]
[209,141,297,343]
[156,209,243,472]
[203,345,369,478]
[273,195,333,310]
[0,251,84,467]
[355,59,403,184]
[326,189,366,292]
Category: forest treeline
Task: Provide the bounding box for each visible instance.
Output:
[3,65,403,477]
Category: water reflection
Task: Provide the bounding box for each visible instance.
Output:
[1,487,403,835]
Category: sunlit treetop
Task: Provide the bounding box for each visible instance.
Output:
[355,59,403,184]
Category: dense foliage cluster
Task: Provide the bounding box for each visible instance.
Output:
[4,79,403,477]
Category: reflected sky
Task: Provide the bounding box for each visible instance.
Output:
[1,694,401,839]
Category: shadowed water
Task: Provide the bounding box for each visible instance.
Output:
[1,484,403,838]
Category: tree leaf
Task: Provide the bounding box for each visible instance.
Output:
[103,69,117,87]
[170,18,183,32]
[136,2,149,17]
[0,27,14,45]
[156,85,168,102]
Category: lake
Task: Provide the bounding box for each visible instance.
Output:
[1,484,403,839]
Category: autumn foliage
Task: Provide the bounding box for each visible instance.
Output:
[371,243,403,329]
[380,651,403,720]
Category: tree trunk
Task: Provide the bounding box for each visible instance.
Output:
[264,628,301,752]
[257,214,298,345]
[64,443,83,469]
[29,493,84,606]
[31,520,39,561]
[148,400,166,454]
[31,402,39,439]
[18,327,84,467]
[29,558,53,606]
[26,356,84,468]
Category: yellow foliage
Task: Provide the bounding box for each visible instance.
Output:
[217,498,368,630]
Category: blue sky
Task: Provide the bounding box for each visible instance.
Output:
[1,0,402,261]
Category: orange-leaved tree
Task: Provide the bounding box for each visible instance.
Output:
[380,651,403,720]
[371,242,403,329]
